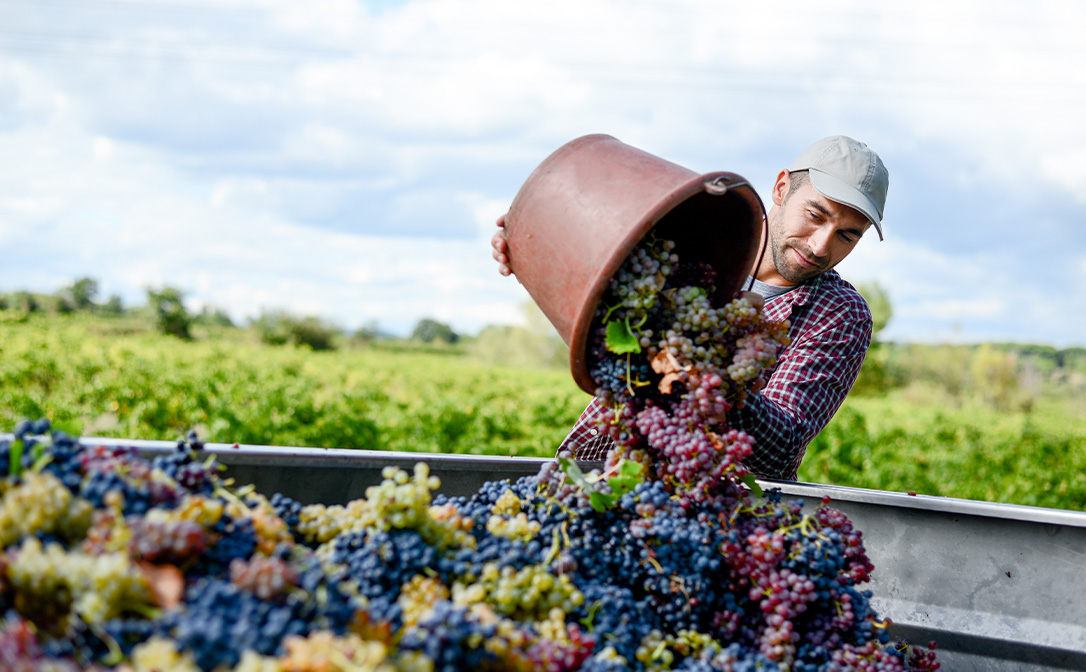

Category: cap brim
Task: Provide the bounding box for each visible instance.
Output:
[807,169,884,241]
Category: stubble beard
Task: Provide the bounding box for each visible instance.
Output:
[768,210,828,285]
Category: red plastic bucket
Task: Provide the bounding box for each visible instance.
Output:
[504,134,766,394]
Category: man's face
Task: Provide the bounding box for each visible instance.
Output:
[766,175,871,285]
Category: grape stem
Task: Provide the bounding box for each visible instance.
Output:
[544,525,563,567]
[9,437,23,477]
[88,621,125,667]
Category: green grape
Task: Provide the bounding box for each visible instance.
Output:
[399,574,451,627]
[485,513,541,542]
[228,631,399,672]
[0,471,94,549]
[455,563,583,622]
[127,637,201,672]
[7,537,152,629]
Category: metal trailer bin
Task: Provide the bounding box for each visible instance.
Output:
[99,438,1086,672]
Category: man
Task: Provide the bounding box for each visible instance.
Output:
[492,136,889,481]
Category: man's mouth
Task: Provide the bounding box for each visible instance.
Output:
[792,248,822,270]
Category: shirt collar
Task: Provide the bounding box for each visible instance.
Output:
[789,272,823,307]
[767,270,834,312]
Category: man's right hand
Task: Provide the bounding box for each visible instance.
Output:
[491,213,514,277]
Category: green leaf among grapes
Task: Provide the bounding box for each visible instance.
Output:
[605,318,641,354]
[558,456,646,513]
[607,459,644,499]
[740,473,763,498]
[557,456,593,491]
[588,491,611,512]
[32,453,53,472]
[558,457,608,512]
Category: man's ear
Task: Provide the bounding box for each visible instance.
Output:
[771,170,790,206]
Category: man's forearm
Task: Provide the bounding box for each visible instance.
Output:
[728,323,870,480]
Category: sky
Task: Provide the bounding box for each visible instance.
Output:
[0,0,1084,346]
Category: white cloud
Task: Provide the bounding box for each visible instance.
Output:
[0,0,1083,346]
[1040,149,1086,201]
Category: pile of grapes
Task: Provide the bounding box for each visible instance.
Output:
[0,234,938,671]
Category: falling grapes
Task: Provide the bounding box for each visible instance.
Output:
[583,233,791,502]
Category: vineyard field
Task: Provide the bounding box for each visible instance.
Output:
[0,314,588,458]
[2,314,1083,511]
[800,394,1086,510]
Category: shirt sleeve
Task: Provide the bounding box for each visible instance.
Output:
[556,398,614,461]
[728,309,872,481]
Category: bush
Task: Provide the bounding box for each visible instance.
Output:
[466,302,568,369]
[195,306,236,329]
[351,319,382,345]
[252,310,340,351]
[146,286,193,339]
[6,291,39,314]
[468,324,567,369]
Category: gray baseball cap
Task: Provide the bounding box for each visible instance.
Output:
[789,135,889,240]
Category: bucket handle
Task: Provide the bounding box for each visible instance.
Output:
[703,175,750,196]
[701,174,769,294]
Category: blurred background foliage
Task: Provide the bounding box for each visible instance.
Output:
[1,277,1083,510]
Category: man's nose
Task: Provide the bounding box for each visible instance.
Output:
[808,227,833,258]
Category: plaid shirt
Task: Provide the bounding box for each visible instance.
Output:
[558,270,872,481]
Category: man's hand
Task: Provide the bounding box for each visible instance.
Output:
[491,213,514,277]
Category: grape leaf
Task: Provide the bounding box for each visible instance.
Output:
[558,456,646,513]
[605,319,641,354]
[588,491,611,512]
[607,459,645,499]
[739,473,763,498]
[558,457,608,512]
[557,456,593,491]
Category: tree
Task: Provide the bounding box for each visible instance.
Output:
[856,282,892,343]
[352,319,382,344]
[412,318,459,344]
[101,294,125,316]
[850,282,900,395]
[146,286,193,339]
[971,344,1027,411]
[61,277,100,311]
